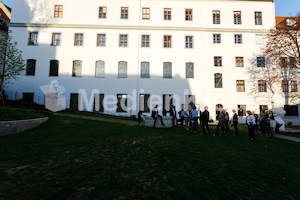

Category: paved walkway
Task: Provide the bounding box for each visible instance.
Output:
[275,134,300,142]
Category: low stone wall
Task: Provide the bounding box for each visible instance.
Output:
[144,116,173,128]
[0,117,49,136]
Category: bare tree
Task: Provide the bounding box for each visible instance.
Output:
[0,32,25,106]
[247,14,300,107]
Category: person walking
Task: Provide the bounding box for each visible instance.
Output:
[231,109,239,135]
[151,105,165,128]
[169,104,178,127]
[215,107,226,136]
[224,109,230,132]
[191,105,198,133]
[246,110,256,140]
[201,106,211,135]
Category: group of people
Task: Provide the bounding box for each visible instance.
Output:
[138,104,282,141]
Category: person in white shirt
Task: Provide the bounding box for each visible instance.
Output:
[246,110,256,140]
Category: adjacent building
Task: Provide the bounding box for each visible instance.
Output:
[0,1,11,36]
[7,0,288,120]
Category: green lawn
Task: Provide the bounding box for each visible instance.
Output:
[0,114,299,200]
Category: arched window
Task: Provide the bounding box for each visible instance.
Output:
[49,60,59,76]
[26,59,36,76]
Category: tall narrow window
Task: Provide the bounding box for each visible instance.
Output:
[234,34,242,44]
[213,10,220,24]
[214,56,222,67]
[74,33,84,46]
[235,57,244,67]
[236,80,245,92]
[234,11,241,24]
[186,62,194,78]
[255,11,262,25]
[164,8,172,20]
[185,36,193,48]
[119,34,128,47]
[117,94,127,112]
[118,61,127,78]
[213,34,221,44]
[258,80,267,92]
[99,6,107,19]
[121,7,128,19]
[52,33,61,46]
[49,60,59,76]
[214,73,222,88]
[54,5,63,18]
[140,94,150,112]
[26,59,36,76]
[97,34,106,47]
[72,60,82,77]
[163,35,172,48]
[282,80,289,92]
[185,9,193,21]
[163,62,172,78]
[141,35,150,47]
[142,7,150,20]
[141,61,150,78]
[291,81,298,92]
[257,57,266,67]
[95,60,105,78]
[28,32,38,45]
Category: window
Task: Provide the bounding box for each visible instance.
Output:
[51,33,61,46]
[235,57,244,67]
[140,94,150,112]
[72,60,82,77]
[141,35,150,47]
[26,59,36,76]
[185,95,195,110]
[234,11,241,24]
[256,34,264,45]
[238,105,246,116]
[257,57,265,67]
[54,5,63,18]
[28,32,38,45]
[163,35,172,48]
[214,56,222,67]
[291,81,298,92]
[141,61,150,78]
[255,11,262,25]
[22,93,34,104]
[163,62,172,78]
[70,93,78,110]
[117,94,127,112]
[213,34,221,44]
[95,60,105,78]
[214,73,222,88]
[260,105,268,113]
[284,105,299,116]
[142,7,150,20]
[49,60,59,76]
[119,34,128,47]
[234,34,242,44]
[186,62,194,78]
[185,9,193,21]
[258,80,267,92]
[121,7,128,19]
[118,61,127,78]
[163,94,173,112]
[99,6,107,19]
[97,34,106,47]
[94,93,104,112]
[185,36,193,48]
[213,10,220,24]
[74,33,84,46]
[282,80,289,92]
[236,80,245,92]
[164,8,172,20]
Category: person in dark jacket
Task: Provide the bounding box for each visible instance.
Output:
[231,109,239,135]
[201,106,211,135]
[151,105,165,128]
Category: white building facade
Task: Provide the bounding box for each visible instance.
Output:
[7,0,279,119]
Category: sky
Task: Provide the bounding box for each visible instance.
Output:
[1,0,300,16]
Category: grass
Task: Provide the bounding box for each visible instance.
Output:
[0,107,50,121]
[0,114,300,200]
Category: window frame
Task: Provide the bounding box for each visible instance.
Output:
[26,59,36,76]
[213,10,221,24]
[236,80,245,92]
[54,5,63,18]
[142,7,150,20]
[164,8,172,20]
[49,60,59,77]
[185,36,193,49]
[235,57,244,67]
[121,7,129,19]
[234,11,242,25]
[97,34,106,47]
[119,34,128,47]
[95,60,105,78]
[214,56,222,67]
[99,6,107,19]
[163,62,172,79]
[234,34,242,44]
[255,11,262,25]
[213,34,221,44]
[141,35,150,48]
[185,8,193,21]
[72,60,82,77]
[163,35,172,48]
[51,33,61,46]
[214,73,223,88]
[141,61,150,78]
[28,32,38,46]
[74,33,84,46]
[185,62,194,78]
[258,80,267,92]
